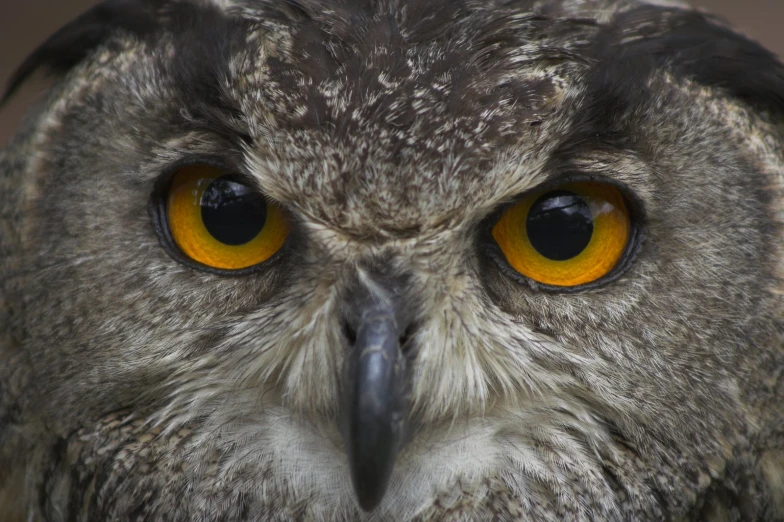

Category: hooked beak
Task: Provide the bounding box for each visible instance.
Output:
[343,291,411,511]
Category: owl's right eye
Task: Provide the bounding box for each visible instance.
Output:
[162,164,289,270]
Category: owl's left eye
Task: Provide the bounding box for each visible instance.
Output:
[491,181,632,287]
[160,164,289,271]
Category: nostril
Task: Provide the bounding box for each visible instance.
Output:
[399,323,417,354]
[343,319,414,350]
[343,321,357,345]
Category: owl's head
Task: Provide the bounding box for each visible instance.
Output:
[2,0,784,519]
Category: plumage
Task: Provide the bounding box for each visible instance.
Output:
[1,0,783,520]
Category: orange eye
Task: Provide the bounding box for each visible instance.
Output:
[491,182,631,287]
[166,164,289,270]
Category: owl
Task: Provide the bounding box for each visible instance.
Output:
[1,0,783,520]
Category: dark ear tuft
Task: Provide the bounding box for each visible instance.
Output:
[607,6,784,116]
[1,0,160,106]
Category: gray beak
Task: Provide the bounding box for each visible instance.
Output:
[343,290,411,511]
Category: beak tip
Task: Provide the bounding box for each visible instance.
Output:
[347,432,399,512]
[354,479,388,512]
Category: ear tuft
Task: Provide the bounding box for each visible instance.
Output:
[1,0,160,105]
[606,6,784,116]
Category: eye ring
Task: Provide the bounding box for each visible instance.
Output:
[149,160,291,275]
[486,179,643,291]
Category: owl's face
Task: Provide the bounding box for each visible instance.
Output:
[2,0,784,520]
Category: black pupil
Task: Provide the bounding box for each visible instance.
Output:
[526,190,593,261]
[201,177,267,246]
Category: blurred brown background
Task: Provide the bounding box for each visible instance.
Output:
[1,0,783,146]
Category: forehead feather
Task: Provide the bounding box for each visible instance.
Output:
[220,1,598,233]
